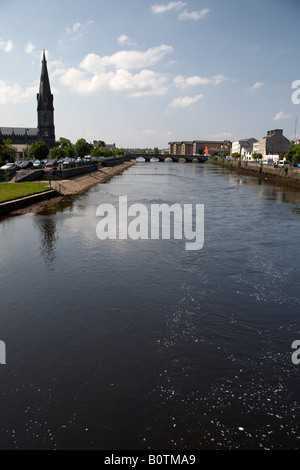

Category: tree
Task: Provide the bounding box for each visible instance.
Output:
[231,152,240,159]
[153,147,159,156]
[24,144,31,160]
[64,145,75,159]
[49,146,66,160]
[30,141,49,160]
[252,152,263,161]
[59,137,72,148]
[93,140,106,148]
[75,139,92,158]
[285,144,300,164]
[0,138,17,162]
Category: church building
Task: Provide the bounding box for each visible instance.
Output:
[0,50,56,151]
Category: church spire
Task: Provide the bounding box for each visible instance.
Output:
[37,50,53,111]
[37,50,55,147]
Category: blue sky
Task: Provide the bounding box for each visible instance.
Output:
[0,0,299,148]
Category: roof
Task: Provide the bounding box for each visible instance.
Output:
[0,127,38,136]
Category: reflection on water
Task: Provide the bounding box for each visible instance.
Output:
[221,172,300,205]
[34,215,57,271]
[32,198,75,270]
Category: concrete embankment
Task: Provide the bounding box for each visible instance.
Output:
[212,160,300,188]
[50,161,135,196]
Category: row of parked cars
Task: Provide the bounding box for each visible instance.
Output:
[1,157,98,171]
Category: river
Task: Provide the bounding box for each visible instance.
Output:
[0,162,299,450]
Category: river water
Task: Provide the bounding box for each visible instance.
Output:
[0,162,300,450]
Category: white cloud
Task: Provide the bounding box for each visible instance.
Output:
[151,2,186,14]
[65,21,93,35]
[118,34,136,47]
[0,39,13,52]
[58,56,170,98]
[57,43,173,98]
[109,69,169,97]
[4,83,37,104]
[95,44,174,70]
[169,94,204,109]
[250,81,264,91]
[273,111,293,121]
[25,42,36,55]
[174,74,228,88]
[178,8,210,21]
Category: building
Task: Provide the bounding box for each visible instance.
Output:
[106,143,116,152]
[181,141,193,155]
[231,138,258,156]
[258,129,290,157]
[0,50,55,150]
[169,140,232,156]
[193,140,231,156]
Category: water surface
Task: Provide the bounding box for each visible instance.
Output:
[0,163,299,450]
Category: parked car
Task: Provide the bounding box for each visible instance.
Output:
[46,160,58,168]
[33,160,45,169]
[277,160,290,168]
[1,163,16,170]
[19,161,33,169]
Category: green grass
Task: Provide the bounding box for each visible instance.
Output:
[0,182,50,202]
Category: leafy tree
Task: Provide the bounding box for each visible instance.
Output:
[252,152,263,160]
[64,145,75,159]
[59,137,72,148]
[231,152,240,159]
[153,147,159,156]
[75,139,92,158]
[24,144,31,160]
[30,141,49,161]
[93,140,106,148]
[91,146,112,158]
[0,138,17,162]
[285,144,300,164]
[49,146,66,160]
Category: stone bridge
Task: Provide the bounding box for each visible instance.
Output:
[124,154,208,163]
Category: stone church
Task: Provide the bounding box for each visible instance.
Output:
[0,50,56,151]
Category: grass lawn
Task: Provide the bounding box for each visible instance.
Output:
[0,182,50,202]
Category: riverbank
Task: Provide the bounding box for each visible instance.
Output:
[209,159,300,189]
[3,161,136,217]
[0,182,50,202]
[50,161,136,196]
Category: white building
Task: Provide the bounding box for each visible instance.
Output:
[231,138,258,156]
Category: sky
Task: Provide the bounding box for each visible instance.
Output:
[0,0,299,149]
